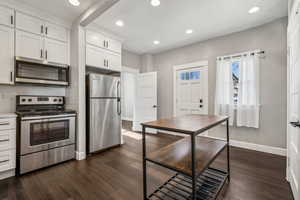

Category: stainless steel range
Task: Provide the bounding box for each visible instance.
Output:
[16,95,76,175]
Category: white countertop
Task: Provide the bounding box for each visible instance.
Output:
[0,113,17,118]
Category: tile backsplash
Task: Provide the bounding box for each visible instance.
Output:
[0,85,65,113]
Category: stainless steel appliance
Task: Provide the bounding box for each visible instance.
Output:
[15,57,69,86]
[16,95,76,175]
[86,73,121,153]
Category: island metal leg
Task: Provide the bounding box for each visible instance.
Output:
[191,135,196,200]
[226,119,230,182]
[142,125,147,200]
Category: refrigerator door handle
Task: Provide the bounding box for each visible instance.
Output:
[117,80,121,115]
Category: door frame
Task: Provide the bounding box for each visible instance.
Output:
[121,66,139,121]
[173,60,209,117]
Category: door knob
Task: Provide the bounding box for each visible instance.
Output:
[153,105,157,108]
[199,105,203,108]
[290,121,300,128]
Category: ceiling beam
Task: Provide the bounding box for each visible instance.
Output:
[78,0,120,27]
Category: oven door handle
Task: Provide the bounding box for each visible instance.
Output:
[21,114,76,121]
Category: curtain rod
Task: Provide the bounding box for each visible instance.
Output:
[217,50,265,61]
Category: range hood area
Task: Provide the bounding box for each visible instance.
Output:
[14,57,70,87]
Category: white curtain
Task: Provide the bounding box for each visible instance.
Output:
[237,53,260,128]
[215,59,235,125]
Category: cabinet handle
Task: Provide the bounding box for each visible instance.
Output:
[0,122,9,126]
[0,139,9,142]
[45,50,48,60]
[103,41,106,48]
[40,49,43,58]
[45,27,48,35]
[0,160,9,164]
[41,25,44,34]
[10,72,13,82]
[10,15,13,25]
[107,60,109,67]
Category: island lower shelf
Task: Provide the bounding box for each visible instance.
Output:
[148,168,228,200]
[146,136,227,177]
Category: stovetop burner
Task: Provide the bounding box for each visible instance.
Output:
[16,109,76,117]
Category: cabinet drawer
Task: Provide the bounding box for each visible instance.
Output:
[0,150,15,172]
[0,118,16,131]
[0,130,15,151]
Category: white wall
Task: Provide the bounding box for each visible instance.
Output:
[153,17,288,149]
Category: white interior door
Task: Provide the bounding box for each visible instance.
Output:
[121,71,136,121]
[133,72,157,133]
[175,66,208,116]
[288,6,300,200]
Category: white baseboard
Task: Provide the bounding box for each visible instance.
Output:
[76,151,86,160]
[122,117,133,121]
[159,131,286,156]
[0,169,15,180]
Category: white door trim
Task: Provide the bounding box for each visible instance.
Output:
[122,65,139,74]
[173,60,209,117]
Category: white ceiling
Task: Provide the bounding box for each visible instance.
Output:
[16,0,99,24]
[93,0,288,54]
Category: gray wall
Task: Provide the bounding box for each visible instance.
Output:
[153,17,288,148]
[122,50,141,70]
[0,85,65,113]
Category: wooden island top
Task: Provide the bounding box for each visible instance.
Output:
[142,114,229,135]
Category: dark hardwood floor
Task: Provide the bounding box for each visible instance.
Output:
[0,133,293,200]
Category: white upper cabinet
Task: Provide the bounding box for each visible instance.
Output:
[0,6,14,27]
[106,38,122,54]
[44,38,67,64]
[86,30,106,48]
[86,30,121,54]
[86,44,106,69]
[107,51,121,72]
[16,12,44,35]
[0,26,14,84]
[45,22,68,42]
[16,30,44,61]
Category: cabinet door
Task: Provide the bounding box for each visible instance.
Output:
[107,38,122,54]
[16,30,44,61]
[0,26,14,84]
[107,51,121,72]
[45,22,68,42]
[86,44,107,69]
[86,30,106,48]
[0,6,14,27]
[16,12,44,35]
[44,38,68,64]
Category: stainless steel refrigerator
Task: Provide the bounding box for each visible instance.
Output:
[87,73,121,153]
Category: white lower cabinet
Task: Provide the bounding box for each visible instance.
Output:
[45,38,68,64]
[86,44,107,69]
[107,51,122,72]
[86,44,121,72]
[16,30,44,61]
[0,25,14,84]
[0,114,16,180]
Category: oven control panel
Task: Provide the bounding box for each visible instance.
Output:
[18,96,64,105]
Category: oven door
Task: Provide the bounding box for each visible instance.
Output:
[20,115,76,155]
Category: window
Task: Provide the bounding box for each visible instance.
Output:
[180,71,201,80]
[232,61,240,104]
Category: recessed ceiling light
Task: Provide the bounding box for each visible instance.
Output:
[248,6,260,14]
[150,0,160,7]
[185,29,193,34]
[153,40,160,45]
[115,20,124,27]
[69,0,80,6]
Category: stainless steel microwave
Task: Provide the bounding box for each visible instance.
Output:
[15,57,70,87]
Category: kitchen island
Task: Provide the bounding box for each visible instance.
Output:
[141,114,230,200]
